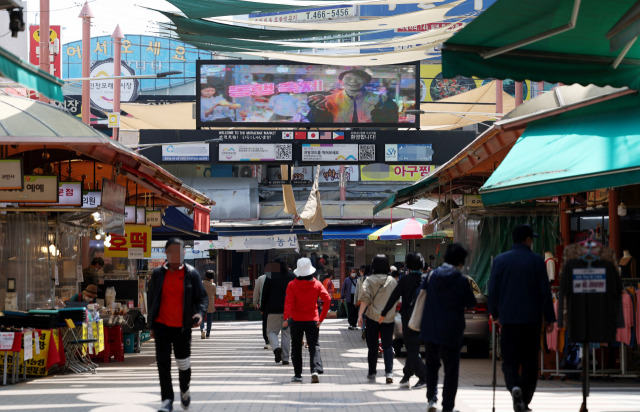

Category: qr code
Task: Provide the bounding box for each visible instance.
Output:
[359,144,375,161]
[275,144,292,161]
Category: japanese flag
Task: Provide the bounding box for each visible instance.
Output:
[308,131,319,139]
[282,131,294,139]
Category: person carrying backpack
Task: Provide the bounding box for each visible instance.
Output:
[380,252,427,389]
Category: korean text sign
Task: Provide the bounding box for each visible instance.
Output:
[105,224,152,258]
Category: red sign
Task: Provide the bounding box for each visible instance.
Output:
[193,207,210,234]
[29,25,62,78]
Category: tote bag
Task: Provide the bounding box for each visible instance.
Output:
[408,274,431,332]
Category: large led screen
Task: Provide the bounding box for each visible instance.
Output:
[196,60,420,128]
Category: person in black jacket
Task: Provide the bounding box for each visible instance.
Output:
[148,238,208,412]
[489,224,556,412]
[261,259,295,365]
[380,252,427,389]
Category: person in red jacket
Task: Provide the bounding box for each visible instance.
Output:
[283,257,331,383]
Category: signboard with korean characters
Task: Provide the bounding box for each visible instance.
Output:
[27,182,82,206]
[302,144,375,162]
[0,159,23,189]
[162,143,209,161]
[360,164,434,182]
[219,143,292,162]
[0,175,58,202]
[146,210,162,227]
[82,191,102,208]
[104,224,152,258]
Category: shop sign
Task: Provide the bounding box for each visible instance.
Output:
[201,235,298,250]
[146,210,162,227]
[249,5,357,22]
[219,143,292,162]
[107,113,120,128]
[302,144,372,162]
[0,175,58,203]
[0,159,23,189]
[104,224,151,258]
[317,165,359,183]
[28,182,83,206]
[162,143,209,161]
[385,144,433,162]
[464,195,483,207]
[101,178,126,214]
[136,207,146,224]
[89,58,139,111]
[231,287,243,297]
[124,205,137,223]
[217,285,228,296]
[29,25,62,79]
[0,332,15,350]
[82,191,102,208]
[360,164,434,181]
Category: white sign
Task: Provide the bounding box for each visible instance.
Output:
[146,211,162,227]
[90,59,138,111]
[572,268,607,293]
[222,282,233,288]
[249,5,356,22]
[136,207,146,224]
[82,191,102,208]
[385,144,434,162]
[0,159,23,189]
[217,285,228,296]
[317,165,359,183]
[76,264,84,282]
[0,332,15,350]
[124,205,137,223]
[219,144,292,162]
[24,331,33,361]
[34,332,40,355]
[0,175,58,203]
[162,144,210,161]
[302,144,358,162]
[128,248,144,259]
[231,287,243,297]
[239,277,250,286]
[108,112,120,128]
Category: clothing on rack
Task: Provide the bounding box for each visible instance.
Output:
[546,300,560,351]
[616,289,635,346]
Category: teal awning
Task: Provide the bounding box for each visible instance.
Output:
[442,0,640,90]
[372,176,438,215]
[0,46,63,101]
[479,93,640,206]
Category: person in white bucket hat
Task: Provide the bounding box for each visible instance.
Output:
[282,257,332,383]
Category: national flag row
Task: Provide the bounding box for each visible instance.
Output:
[281,131,344,140]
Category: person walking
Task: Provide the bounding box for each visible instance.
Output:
[283,257,331,383]
[147,238,208,412]
[253,272,270,349]
[421,244,477,412]
[357,255,398,384]
[380,252,427,389]
[200,270,217,339]
[488,224,556,412]
[341,267,359,330]
[261,259,295,365]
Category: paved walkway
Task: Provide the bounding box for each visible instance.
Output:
[0,318,639,411]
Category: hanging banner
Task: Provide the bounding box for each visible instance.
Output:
[0,175,58,203]
[0,159,23,190]
[105,224,152,258]
[162,143,209,161]
[317,165,359,183]
[194,234,298,251]
[101,179,126,214]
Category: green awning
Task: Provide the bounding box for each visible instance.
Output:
[0,46,63,101]
[373,176,438,215]
[442,0,640,90]
[165,0,331,19]
[479,93,640,206]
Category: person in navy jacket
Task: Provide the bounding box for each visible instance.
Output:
[488,224,556,412]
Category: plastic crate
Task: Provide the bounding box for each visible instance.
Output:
[140,330,151,342]
[123,332,135,353]
[247,310,262,321]
[217,311,236,322]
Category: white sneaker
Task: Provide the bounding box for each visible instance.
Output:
[158,399,173,412]
[399,377,410,388]
[427,399,436,412]
[385,373,393,384]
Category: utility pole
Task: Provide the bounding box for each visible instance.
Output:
[112,25,124,141]
[79,2,94,125]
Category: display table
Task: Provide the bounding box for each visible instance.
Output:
[0,329,64,384]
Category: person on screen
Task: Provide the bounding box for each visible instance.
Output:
[307,69,399,123]
[268,92,305,122]
[200,83,241,122]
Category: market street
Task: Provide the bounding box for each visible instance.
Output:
[0,318,638,412]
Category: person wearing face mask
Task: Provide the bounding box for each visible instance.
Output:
[340,267,359,330]
[148,238,208,412]
[69,284,98,304]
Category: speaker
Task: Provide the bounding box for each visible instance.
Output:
[239,166,253,178]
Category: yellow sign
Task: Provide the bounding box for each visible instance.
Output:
[108,113,120,128]
[96,320,105,353]
[105,224,152,258]
[0,329,59,376]
[464,195,484,207]
[32,28,59,43]
[360,164,434,182]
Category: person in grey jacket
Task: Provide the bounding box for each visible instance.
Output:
[253,272,270,349]
[147,238,208,412]
[357,255,398,384]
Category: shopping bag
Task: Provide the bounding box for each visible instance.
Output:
[408,289,426,332]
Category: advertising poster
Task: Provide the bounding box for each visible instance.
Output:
[219,144,292,162]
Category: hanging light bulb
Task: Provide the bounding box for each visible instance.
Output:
[618,202,627,216]
[104,234,112,248]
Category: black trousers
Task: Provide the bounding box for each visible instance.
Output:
[153,323,192,402]
[346,302,358,327]
[291,320,323,377]
[364,317,394,375]
[262,312,269,345]
[402,322,426,380]
[500,323,541,407]
[425,342,461,412]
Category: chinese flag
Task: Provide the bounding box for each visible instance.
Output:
[295,131,307,140]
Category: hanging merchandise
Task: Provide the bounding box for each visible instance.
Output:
[299,165,327,232]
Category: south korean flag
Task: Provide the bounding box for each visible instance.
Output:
[282,131,294,139]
